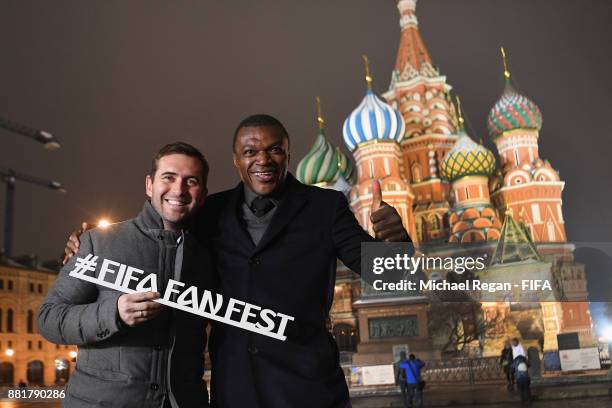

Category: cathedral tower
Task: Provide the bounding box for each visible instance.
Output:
[439,98,502,244]
[343,56,414,238]
[297,97,355,194]
[382,0,459,244]
[487,48,566,243]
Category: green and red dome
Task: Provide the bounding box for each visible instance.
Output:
[487,81,542,138]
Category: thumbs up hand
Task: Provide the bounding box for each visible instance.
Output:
[371,178,384,213]
[370,179,410,242]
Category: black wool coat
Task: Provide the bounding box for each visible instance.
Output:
[198,173,377,408]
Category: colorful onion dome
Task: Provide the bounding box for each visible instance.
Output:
[297,97,356,185]
[296,131,355,185]
[336,147,356,183]
[487,47,543,138]
[342,56,406,151]
[440,134,496,182]
[487,81,542,138]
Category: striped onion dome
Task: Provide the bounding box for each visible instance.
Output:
[440,133,496,182]
[297,130,355,185]
[342,89,406,151]
[487,80,542,138]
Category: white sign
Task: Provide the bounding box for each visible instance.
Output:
[69,254,294,341]
[559,347,601,371]
[361,364,396,386]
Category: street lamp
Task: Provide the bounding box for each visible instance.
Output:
[5,348,14,357]
[97,219,111,228]
[0,167,66,257]
[0,115,60,150]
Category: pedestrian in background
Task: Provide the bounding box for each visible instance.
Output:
[398,353,425,408]
[500,339,514,390]
[395,351,410,408]
[514,358,531,403]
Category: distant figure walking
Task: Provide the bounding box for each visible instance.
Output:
[398,353,425,408]
[511,337,526,359]
[499,339,514,390]
[513,356,531,403]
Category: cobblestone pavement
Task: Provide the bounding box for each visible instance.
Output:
[351,395,612,407]
[0,395,610,407]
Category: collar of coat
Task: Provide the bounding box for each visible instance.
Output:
[225,172,308,254]
[136,200,191,242]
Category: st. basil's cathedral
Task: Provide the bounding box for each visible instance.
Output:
[296,0,592,362]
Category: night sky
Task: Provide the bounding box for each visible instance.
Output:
[0,0,610,262]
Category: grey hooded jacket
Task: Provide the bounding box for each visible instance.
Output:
[38,201,214,408]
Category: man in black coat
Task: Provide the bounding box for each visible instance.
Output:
[201,114,410,407]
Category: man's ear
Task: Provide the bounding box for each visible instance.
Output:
[145,175,153,199]
[232,153,239,168]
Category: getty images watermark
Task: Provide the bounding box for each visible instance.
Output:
[361,243,557,302]
[69,254,294,340]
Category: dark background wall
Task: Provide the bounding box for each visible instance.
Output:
[0,0,610,262]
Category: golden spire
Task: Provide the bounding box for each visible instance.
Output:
[316,96,325,130]
[500,46,511,80]
[335,147,344,170]
[455,95,465,131]
[362,54,373,90]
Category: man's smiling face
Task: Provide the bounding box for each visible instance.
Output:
[233,125,289,196]
[145,153,206,230]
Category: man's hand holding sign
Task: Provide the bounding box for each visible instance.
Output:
[118,291,162,326]
[63,223,165,327]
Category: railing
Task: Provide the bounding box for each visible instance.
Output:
[421,357,505,384]
[344,356,506,387]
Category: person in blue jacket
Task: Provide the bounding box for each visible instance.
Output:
[398,353,425,408]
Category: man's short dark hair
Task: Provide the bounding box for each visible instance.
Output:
[232,114,290,151]
[151,142,209,183]
[409,354,416,360]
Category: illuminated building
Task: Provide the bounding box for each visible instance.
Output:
[0,255,76,385]
[297,0,592,361]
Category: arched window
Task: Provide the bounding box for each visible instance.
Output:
[0,309,3,333]
[27,310,34,333]
[0,363,14,386]
[333,323,357,352]
[55,359,70,385]
[514,149,520,165]
[429,215,440,230]
[27,361,44,386]
[420,216,428,239]
[7,309,13,332]
[412,164,422,183]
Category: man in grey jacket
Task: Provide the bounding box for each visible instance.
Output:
[38,142,214,408]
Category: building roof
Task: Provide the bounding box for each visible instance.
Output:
[297,98,355,185]
[439,134,496,182]
[487,48,543,138]
[489,209,541,266]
